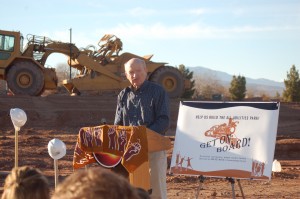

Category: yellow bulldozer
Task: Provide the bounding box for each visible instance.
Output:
[0,29,189,98]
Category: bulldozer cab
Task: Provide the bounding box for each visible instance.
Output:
[0,30,58,96]
[0,30,24,77]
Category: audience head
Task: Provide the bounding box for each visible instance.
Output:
[51,167,141,199]
[1,166,50,199]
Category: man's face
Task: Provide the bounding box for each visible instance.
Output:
[125,61,147,89]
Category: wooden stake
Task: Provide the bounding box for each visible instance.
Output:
[54,159,58,188]
[15,129,19,168]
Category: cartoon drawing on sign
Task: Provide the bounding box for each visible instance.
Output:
[185,157,193,171]
[93,127,103,146]
[80,128,93,148]
[175,152,180,169]
[123,139,141,161]
[178,156,185,171]
[174,152,194,171]
[251,159,265,177]
[108,126,117,150]
[204,117,241,148]
[117,128,127,152]
[74,143,94,165]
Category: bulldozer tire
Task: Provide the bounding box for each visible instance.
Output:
[7,61,45,96]
[149,66,184,98]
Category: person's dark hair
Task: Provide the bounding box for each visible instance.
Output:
[1,166,50,199]
[51,167,140,199]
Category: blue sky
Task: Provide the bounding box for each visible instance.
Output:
[2,0,299,82]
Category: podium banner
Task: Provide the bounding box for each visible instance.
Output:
[73,125,171,172]
[73,125,148,173]
[170,101,280,180]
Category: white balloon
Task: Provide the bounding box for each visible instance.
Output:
[10,108,27,129]
[48,138,67,160]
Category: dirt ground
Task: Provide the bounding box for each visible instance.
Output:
[0,93,299,198]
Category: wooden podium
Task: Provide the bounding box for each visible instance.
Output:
[128,129,172,190]
[73,126,171,191]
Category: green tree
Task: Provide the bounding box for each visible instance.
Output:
[178,64,195,99]
[229,75,246,101]
[274,91,281,100]
[283,65,300,102]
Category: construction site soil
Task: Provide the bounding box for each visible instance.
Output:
[0,93,299,198]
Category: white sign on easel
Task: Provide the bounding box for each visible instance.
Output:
[169,101,280,180]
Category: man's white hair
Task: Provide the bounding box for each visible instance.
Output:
[124,58,146,68]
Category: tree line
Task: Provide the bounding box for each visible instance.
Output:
[179,64,300,102]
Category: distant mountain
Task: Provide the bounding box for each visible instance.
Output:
[188,66,284,97]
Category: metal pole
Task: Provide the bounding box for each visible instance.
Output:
[227,177,236,199]
[69,28,72,80]
[231,181,236,199]
[237,179,245,199]
[195,175,206,199]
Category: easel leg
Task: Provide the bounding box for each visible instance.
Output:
[237,179,245,199]
[226,177,236,199]
[195,175,206,199]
